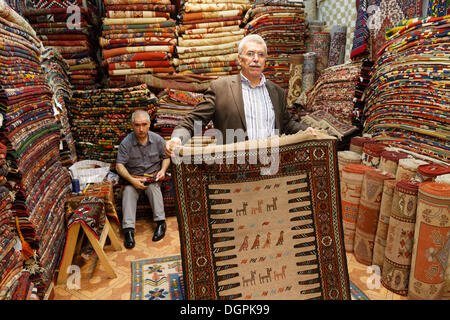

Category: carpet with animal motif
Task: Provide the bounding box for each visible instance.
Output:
[172,130,350,300]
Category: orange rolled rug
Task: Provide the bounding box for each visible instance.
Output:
[408,182,450,300]
[340,164,375,252]
[353,169,394,265]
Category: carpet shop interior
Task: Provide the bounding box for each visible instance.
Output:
[0,0,449,301]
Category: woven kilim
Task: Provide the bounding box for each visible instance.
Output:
[131,255,184,300]
[172,131,350,300]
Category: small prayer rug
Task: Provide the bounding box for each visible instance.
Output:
[131,255,184,300]
[172,130,351,300]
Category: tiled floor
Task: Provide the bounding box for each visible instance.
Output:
[53,216,405,300]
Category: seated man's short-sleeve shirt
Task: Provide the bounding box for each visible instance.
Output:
[116,131,168,176]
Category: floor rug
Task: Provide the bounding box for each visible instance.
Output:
[350,281,370,300]
[172,130,351,300]
[131,255,184,300]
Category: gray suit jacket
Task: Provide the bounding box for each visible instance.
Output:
[172,74,307,144]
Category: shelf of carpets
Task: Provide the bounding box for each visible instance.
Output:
[338,134,450,299]
[23,0,102,90]
[66,84,158,166]
[0,142,38,300]
[0,1,72,298]
[174,0,249,83]
[41,47,77,168]
[243,0,306,91]
[363,15,450,163]
[101,0,178,90]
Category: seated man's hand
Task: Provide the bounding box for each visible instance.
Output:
[155,170,165,182]
[165,138,181,157]
[131,176,147,190]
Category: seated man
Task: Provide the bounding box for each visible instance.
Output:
[116,109,170,248]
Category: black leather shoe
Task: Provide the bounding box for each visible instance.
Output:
[152,221,166,242]
[124,229,135,249]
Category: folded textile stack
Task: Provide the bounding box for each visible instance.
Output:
[24,0,102,90]
[66,84,158,166]
[302,61,366,126]
[0,0,71,298]
[299,110,359,141]
[174,0,249,80]
[0,142,35,300]
[363,16,450,163]
[155,88,204,140]
[426,0,450,17]
[101,0,177,87]
[41,47,77,168]
[4,0,24,14]
[243,0,306,90]
[350,0,422,62]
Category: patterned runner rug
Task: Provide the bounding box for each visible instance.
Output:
[131,255,184,300]
[172,130,351,300]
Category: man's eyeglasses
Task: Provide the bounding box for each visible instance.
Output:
[244,51,266,59]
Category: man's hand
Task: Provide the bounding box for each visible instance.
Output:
[165,138,181,157]
[131,176,147,190]
[305,127,318,136]
[155,170,165,182]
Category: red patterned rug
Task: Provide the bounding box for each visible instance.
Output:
[172,131,350,300]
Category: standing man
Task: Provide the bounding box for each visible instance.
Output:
[165,34,313,155]
[116,109,170,248]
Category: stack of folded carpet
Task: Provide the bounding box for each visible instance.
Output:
[41,47,77,168]
[4,0,24,14]
[23,0,102,90]
[243,0,306,90]
[154,88,204,140]
[174,0,249,79]
[302,61,368,127]
[0,141,37,300]
[101,0,177,86]
[0,0,71,298]
[350,0,422,62]
[66,84,158,166]
[363,15,450,163]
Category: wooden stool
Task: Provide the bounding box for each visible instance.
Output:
[57,217,122,286]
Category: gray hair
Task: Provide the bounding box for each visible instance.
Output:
[238,34,267,56]
[131,109,150,123]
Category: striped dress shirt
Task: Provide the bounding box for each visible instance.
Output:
[240,73,276,140]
